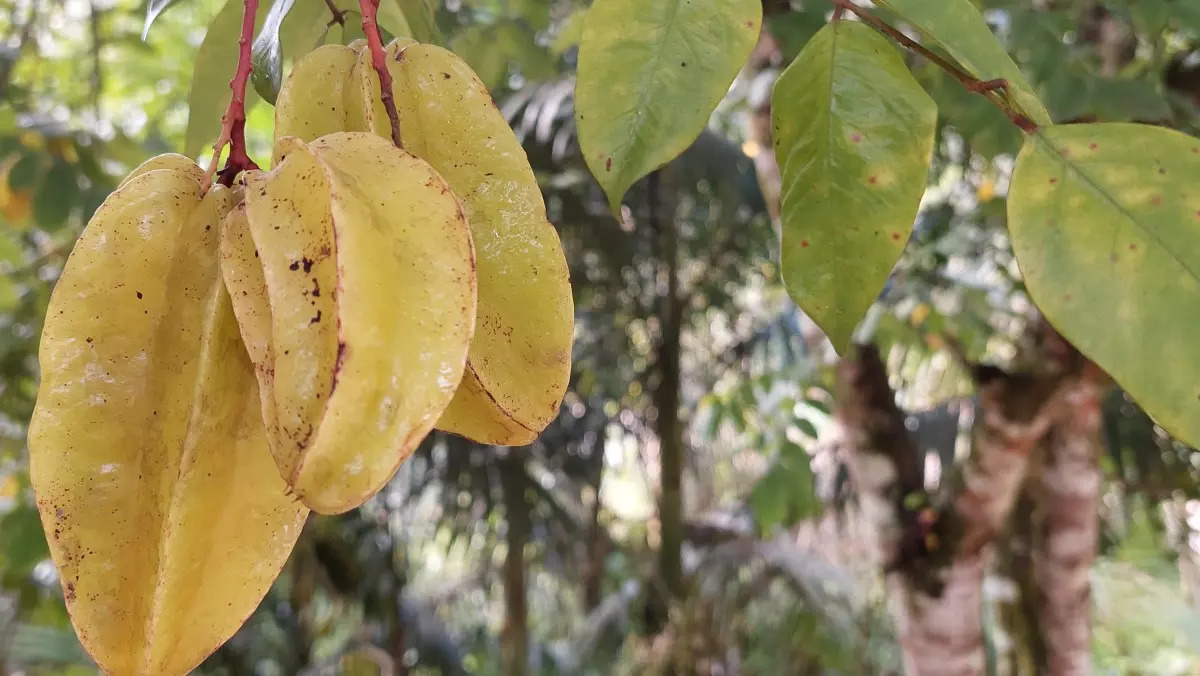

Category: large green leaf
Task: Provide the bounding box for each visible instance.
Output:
[1008,123,1200,447]
[772,21,936,353]
[184,0,267,158]
[278,0,334,55]
[575,0,762,215]
[875,0,1051,126]
[379,0,442,45]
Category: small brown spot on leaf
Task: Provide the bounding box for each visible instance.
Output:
[868,176,877,185]
[1129,243,1138,251]
[1048,178,1058,185]
[605,157,612,171]
[851,133,863,143]
[136,291,143,299]
[800,240,809,248]
[1151,195,1162,206]
[891,232,901,241]
[1089,143,1098,150]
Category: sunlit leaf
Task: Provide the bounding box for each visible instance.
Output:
[279,0,335,55]
[1008,122,1200,447]
[379,0,442,45]
[772,21,936,353]
[184,0,267,158]
[251,0,297,104]
[875,0,1051,126]
[575,0,762,215]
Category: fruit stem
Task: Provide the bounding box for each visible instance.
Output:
[359,0,404,150]
[202,0,262,192]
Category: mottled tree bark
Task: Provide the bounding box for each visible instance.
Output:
[836,337,1086,676]
[500,453,530,676]
[1030,365,1107,676]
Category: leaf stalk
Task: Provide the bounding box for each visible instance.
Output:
[831,0,1037,133]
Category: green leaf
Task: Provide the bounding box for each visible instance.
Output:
[0,505,49,577]
[251,0,297,105]
[379,0,442,45]
[31,159,78,230]
[142,0,186,40]
[1007,123,1200,448]
[9,624,92,666]
[875,0,1051,126]
[278,0,334,55]
[771,21,936,353]
[748,442,821,536]
[7,150,43,191]
[575,0,762,215]
[184,0,267,158]
[551,7,587,55]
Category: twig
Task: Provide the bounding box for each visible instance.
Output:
[202,0,262,193]
[831,0,1037,133]
[359,0,404,149]
[323,0,346,26]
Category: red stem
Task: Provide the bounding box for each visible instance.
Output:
[359,0,403,149]
[204,0,261,191]
[831,0,1037,133]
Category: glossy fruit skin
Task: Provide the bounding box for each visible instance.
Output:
[226,132,477,514]
[272,44,361,165]
[28,160,308,676]
[354,41,574,445]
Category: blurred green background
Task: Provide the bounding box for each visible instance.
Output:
[3,0,1200,673]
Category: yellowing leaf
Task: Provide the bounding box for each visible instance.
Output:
[772,21,936,353]
[1008,123,1200,447]
[575,0,762,214]
[28,165,307,675]
[875,0,1051,126]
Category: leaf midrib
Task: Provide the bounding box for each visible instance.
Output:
[1035,131,1200,282]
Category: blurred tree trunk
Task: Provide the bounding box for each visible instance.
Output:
[835,328,1091,675]
[501,452,530,676]
[649,170,686,598]
[994,482,1044,676]
[1030,367,1106,675]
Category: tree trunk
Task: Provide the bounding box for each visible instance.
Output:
[649,170,686,598]
[1031,366,1106,675]
[835,335,1086,676]
[500,452,530,676]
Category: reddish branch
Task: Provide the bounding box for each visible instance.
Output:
[207,0,260,188]
[203,0,261,191]
[830,0,1037,133]
[359,0,403,149]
